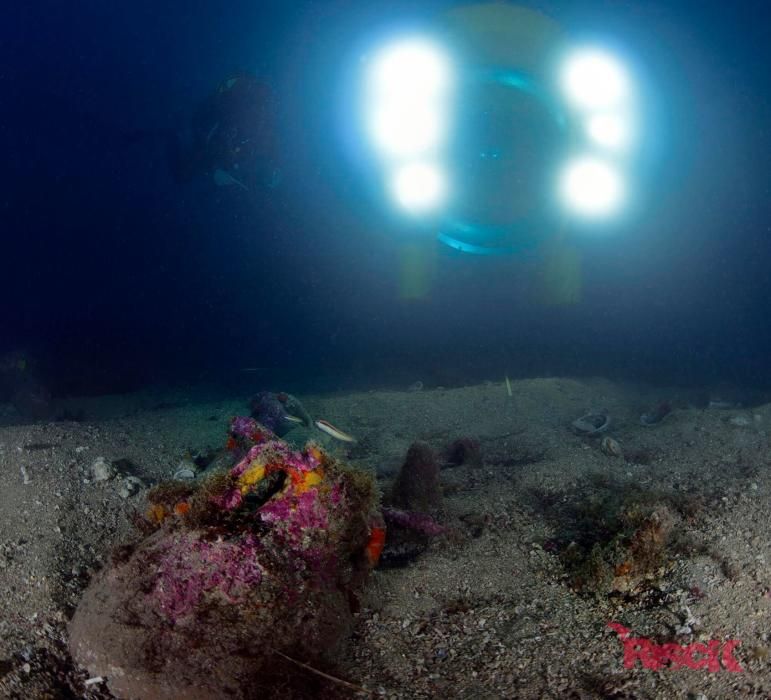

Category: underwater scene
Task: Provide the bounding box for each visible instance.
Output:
[3,1,771,698]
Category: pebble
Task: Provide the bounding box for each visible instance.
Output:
[118,476,144,499]
[91,456,115,482]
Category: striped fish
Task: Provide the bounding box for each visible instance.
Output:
[315,419,357,443]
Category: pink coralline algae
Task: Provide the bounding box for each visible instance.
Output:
[151,423,364,615]
[230,415,262,440]
[608,622,743,672]
[259,489,337,578]
[229,439,312,480]
[261,490,329,531]
[230,441,288,477]
[68,417,381,700]
[260,491,322,532]
[212,487,243,510]
[154,533,263,621]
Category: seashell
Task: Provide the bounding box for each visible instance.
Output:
[173,457,198,481]
[601,436,624,458]
[572,411,610,436]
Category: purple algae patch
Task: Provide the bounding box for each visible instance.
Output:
[230,416,262,440]
[260,490,329,532]
[153,532,263,621]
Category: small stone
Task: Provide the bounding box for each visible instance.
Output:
[91,457,115,482]
[21,662,30,674]
[118,476,144,499]
[751,483,758,491]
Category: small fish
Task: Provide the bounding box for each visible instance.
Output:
[505,375,512,397]
[283,414,305,424]
[315,419,357,443]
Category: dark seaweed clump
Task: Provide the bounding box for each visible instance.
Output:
[531,474,707,598]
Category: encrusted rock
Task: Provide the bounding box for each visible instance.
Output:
[69,420,381,699]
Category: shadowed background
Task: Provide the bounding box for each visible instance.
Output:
[2,0,770,396]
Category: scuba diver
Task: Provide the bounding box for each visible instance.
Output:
[122,72,282,193]
[167,72,282,192]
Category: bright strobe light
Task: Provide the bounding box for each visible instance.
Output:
[561,49,630,111]
[559,157,623,217]
[586,112,631,150]
[369,39,451,100]
[390,161,446,213]
[365,38,452,159]
[369,102,444,159]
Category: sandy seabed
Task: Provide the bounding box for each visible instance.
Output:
[1,377,770,699]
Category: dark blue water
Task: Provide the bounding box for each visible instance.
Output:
[2,0,770,403]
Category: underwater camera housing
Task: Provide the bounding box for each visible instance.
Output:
[358,3,639,255]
